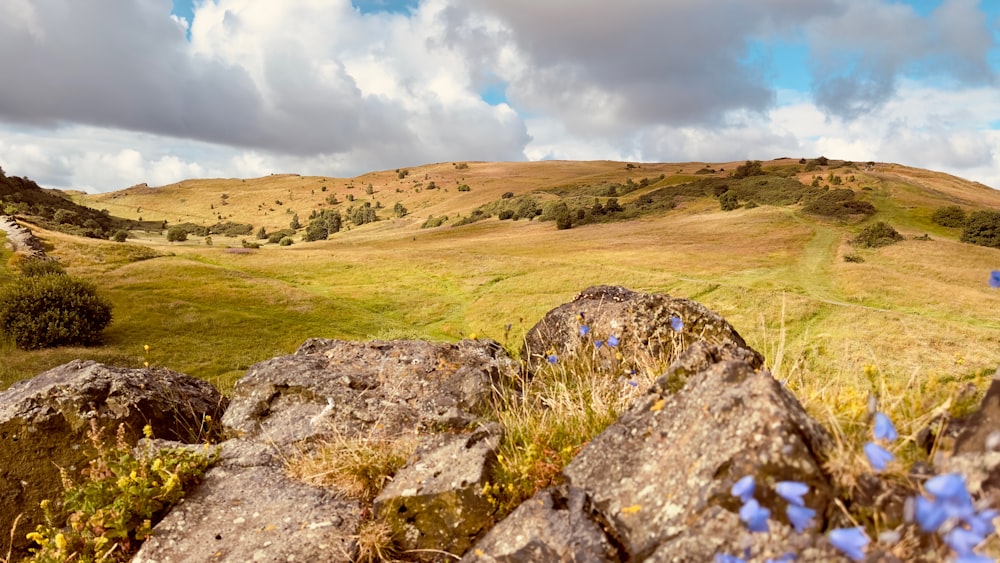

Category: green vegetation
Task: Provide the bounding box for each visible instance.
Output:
[0,268,113,350]
[932,205,968,228]
[961,210,1000,249]
[852,222,903,248]
[25,423,215,562]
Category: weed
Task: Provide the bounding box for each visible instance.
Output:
[24,421,216,562]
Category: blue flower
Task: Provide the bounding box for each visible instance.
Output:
[714,554,746,563]
[925,473,975,519]
[739,498,770,533]
[914,495,947,533]
[775,481,809,506]
[786,504,816,534]
[990,270,1000,288]
[731,476,755,503]
[956,554,995,563]
[607,335,620,347]
[966,508,997,537]
[766,554,797,563]
[873,412,898,442]
[547,354,558,364]
[828,527,869,561]
[670,316,684,332]
[863,442,894,472]
[944,527,985,556]
[579,325,590,337]
[627,380,638,387]
[594,340,604,348]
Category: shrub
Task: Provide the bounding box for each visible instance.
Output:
[267,229,296,244]
[290,214,301,230]
[932,205,968,228]
[0,274,113,349]
[498,210,514,220]
[421,215,449,229]
[852,222,903,248]
[279,236,294,246]
[304,220,328,242]
[719,191,740,211]
[501,191,515,199]
[961,210,1000,248]
[392,202,408,218]
[165,226,187,242]
[457,184,471,192]
[843,253,865,263]
[18,258,66,277]
[112,230,128,243]
[731,160,764,179]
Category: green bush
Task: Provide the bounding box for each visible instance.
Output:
[843,253,865,263]
[18,258,66,277]
[961,210,1000,248]
[267,229,296,244]
[932,205,968,228]
[112,230,128,243]
[852,222,903,248]
[165,226,187,242]
[279,236,294,246]
[0,274,113,349]
[719,191,740,211]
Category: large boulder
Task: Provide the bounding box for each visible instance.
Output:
[374,424,503,557]
[134,439,362,563]
[522,285,763,370]
[468,343,839,561]
[0,361,228,556]
[223,338,514,446]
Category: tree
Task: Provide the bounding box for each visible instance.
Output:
[166,226,188,242]
[393,202,408,218]
[0,274,113,349]
[304,220,328,242]
[731,160,764,179]
[290,214,301,230]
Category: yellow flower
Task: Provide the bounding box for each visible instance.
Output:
[469,332,478,340]
[151,458,163,472]
[26,532,44,544]
[143,424,154,439]
[144,344,150,353]
[144,361,150,368]
[55,533,67,551]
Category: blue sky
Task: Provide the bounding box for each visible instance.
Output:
[0,0,998,192]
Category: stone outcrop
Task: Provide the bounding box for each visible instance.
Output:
[222,338,514,446]
[466,342,840,562]
[0,361,228,555]
[10,286,998,561]
[522,285,763,371]
[133,439,362,563]
[0,215,46,259]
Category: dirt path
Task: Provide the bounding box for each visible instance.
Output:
[0,215,47,259]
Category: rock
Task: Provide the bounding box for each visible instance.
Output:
[134,439,362,563]
[0,215,46,259]
[374,424,503,558]
[468,344,835,561]
[522,285,763,371]
[0,360,227,556]
[938,368,1000,509]
[222,338,514,446]
[461,485,623,563]
[952,368,1000,456]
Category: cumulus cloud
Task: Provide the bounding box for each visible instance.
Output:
[0,0,998,192]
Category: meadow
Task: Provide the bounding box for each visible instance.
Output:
[2,158,999,446]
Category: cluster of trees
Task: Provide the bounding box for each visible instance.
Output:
[933,206,1000,248]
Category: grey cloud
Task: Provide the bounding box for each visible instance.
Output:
[808,0,996,119]
[445,0,841,134]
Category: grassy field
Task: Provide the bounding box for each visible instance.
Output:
[2,159,999,434]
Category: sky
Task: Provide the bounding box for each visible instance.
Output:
[0,0,998,193]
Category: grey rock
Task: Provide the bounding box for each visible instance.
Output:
[953,368,1000,456]
[461,485,623,563]
[375,424,503,558]
[0,215,46,258]
[562,351,833,560]
[0,360,227,556]
[522,285,763,371]
[223,338,514,446]
[134,439,361,563]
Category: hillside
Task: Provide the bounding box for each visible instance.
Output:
[2,158,999,440]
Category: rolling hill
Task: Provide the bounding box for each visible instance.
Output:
[2,158,999,443]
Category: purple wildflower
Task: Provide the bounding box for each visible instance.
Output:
[786,504,816,534]
[670,316,684,332]
[863,442,894,472]
[990,270,1000,288]
[547,354,558,364]
[739,498,770,533]
[873,412,898,442]
[731,476,755,503]
[607,335,620,347]
[579,325,590,337]
[828,527,869,561]
[775,481,809,506]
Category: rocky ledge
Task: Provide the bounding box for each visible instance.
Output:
[1,285,998,562]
